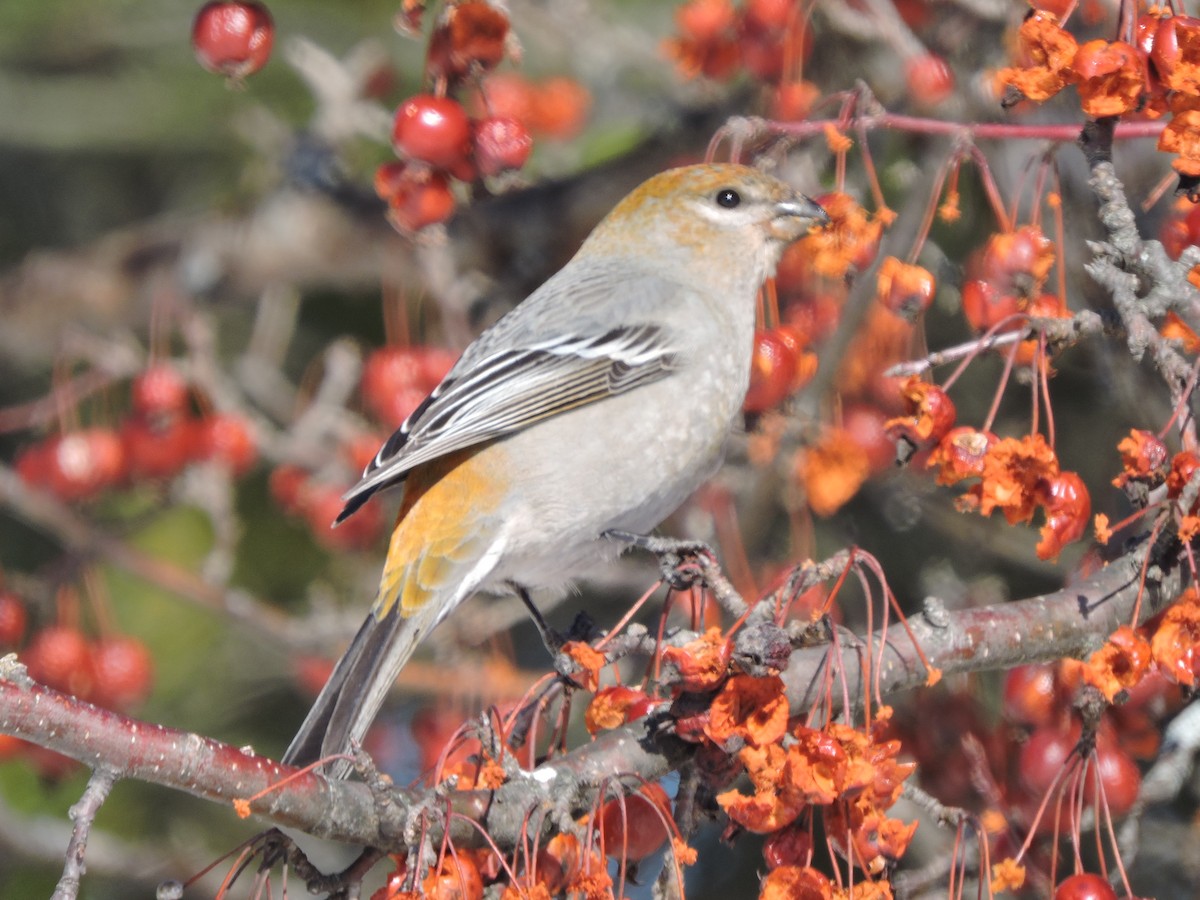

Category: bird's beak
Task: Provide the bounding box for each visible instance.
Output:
[768,195,830,242]
[777,196,830,227]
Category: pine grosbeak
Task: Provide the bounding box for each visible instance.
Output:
[284,163,827,773]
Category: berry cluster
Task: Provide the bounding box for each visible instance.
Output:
[0,587,153,779]
[376,1,590,232]
[665,0,954,118]
[191,1,274,81]
[997,8,1200,177]
[267,344,457,551]
[15,365,257,502]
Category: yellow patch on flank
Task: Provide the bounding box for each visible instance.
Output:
[374,447,509,619]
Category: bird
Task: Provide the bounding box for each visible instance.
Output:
[282,162,828,775]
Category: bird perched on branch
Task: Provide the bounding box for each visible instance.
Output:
[283,163,827,775]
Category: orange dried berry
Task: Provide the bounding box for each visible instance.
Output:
[1113,428,1169,488]
[443,1,510,73]
[528,77,592,140]
[533,833,580,895]
[996,10,1078,102]
[961,433,1059,524]
[1150,586,1200,685]
[1150,15,1200,94]
[703,674,789,749]
[759,865,833,899]
[927,426,997,485]
[796,192,882,279]
[1159,94,1200,175]
[1081,625,1152,701]
[561,640,606,692]
[770,80,821,122]
[978,226,1056,296]
[584,685,658,734]
[421,853,483,900]
[960,279,1022,333]
[876,256,935,321]
[1073,40,1146,118]
[660,627,730,692]
[674,0,737,43]
[1166,450,1200,502]
[1162,310,1200,352]
[794,426,871,517]
[717,744,807,832]
[885,377,957,447]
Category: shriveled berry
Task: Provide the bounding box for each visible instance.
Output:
[473,116,533,176]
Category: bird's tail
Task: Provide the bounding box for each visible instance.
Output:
[282,600,441,779]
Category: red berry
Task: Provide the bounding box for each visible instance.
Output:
[90,637,154,710]
[342,432,385,475]
[1083,742,1140,817]
[0,734,24,760]
[385,169,457,232]
[1159,198,1200,259]
[415,346,459,388]
[392,95,472,168]
[269,464,309,515]
[24,626,94,698]
[473,116,533,176]
[743,329,799,413]
[131,365,190,418]
[905,54,955,106]
[198,413,258,475]
[25,743,81,782]
[1151,16,1200,93]
[362,347,435,426]
[191,1,274,79]
[528,77,590,140]
[293,654,335,699]
[762,824,813,869]
[44,429,125,500]
[744,0,795,32]
[121,414,194,480]
[841,403,895,474]
[597,782,672,861]
[1053,873,1117,900]
[421,855,483,900]
[0,591,27,647]
[960,279,1022,333]
[305,484,383,551]
[15,442,51,488]
[1018,722,1078,798]
[770,81,820,121]
[676,0,737,43]
[1002,663,1061,727]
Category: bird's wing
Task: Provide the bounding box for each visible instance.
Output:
[337,321,677,521]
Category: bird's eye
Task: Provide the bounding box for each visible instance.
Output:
[715,188,741,209]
